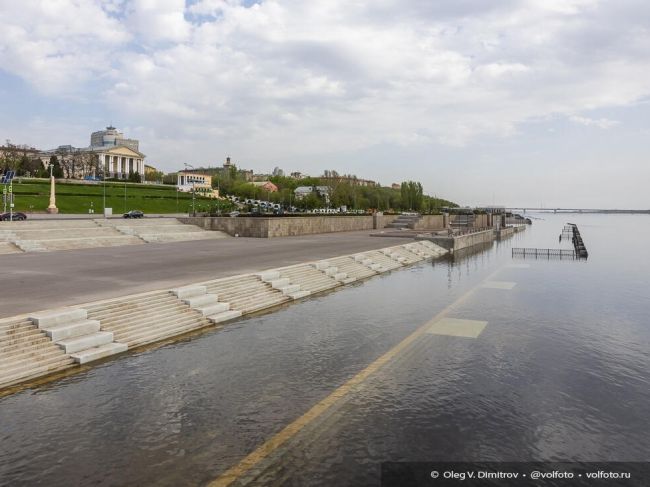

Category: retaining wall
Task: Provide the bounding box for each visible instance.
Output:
[411,215,445,230]
[497,227,515,239]
[418,229,495,252]
[180,214,399,238]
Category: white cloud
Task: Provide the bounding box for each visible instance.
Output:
[1,0,649,179]
[569,115,620,129]
[0,0,129,95]
[128,0,190,43]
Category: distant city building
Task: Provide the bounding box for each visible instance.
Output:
[294,186,313,199]
[391,183,401,190]
[320,174,378,187]
[252,181,279,192]
[38,125,145,180]
[294,185,330,203]
[97,145,146,180]
[90,126,140,152]
[212,156,253,181]
[478,205,506,214]
[144,164,162,182]
[289,171,305,179]
[272,166,284,177]
[176,171,219,198]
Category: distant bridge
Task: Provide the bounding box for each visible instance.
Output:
[506,208,650,214]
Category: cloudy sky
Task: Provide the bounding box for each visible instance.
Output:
[1,0,649,208]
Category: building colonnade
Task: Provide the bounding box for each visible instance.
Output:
[104,155,144,179]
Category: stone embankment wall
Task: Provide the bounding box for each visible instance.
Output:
[180,215,399,238]
[411,215,445,230]
[498,224,527,239]
[497,226,515,239]
[474,214,490,227]
[419,229,496,252]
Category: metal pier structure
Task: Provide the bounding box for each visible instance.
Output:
[513,223,589,260]
[512,248,577,259]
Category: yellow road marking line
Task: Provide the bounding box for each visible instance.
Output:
[208,266,504,487]
[481,280,517,290]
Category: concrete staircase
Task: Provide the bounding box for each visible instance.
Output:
[386,213,421,229]
[0,218,229,253]
[0,241,22,254]
[85,291,213,349]
[404,242,440,259]
[274,264,341,295]
[257,270,310,300]
[139,232,228,243]
[1,240,451,390]
[13,240,47,252]
[0,316,74,388]
[312,260,356,284]
[100,219,229,243]
[351,254,386,273]
[29,308,127,365]
[326,256,378,280]
[172,285,242,324]
[201,275,291,315]
[362,250,403,271]
[382,246,422,264]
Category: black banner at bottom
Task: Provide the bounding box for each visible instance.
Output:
[381,462,648,487]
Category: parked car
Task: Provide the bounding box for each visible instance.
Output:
[0,212,27,221]
[123,210,144,219]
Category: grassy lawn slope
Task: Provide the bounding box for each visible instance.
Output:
[5,179,216,214]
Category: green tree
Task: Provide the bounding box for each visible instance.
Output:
[49,156,64,178]
[145,169,164,182]
[300,192,322,209]
[400,181,423,211]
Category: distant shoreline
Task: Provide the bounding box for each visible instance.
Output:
[513,210,650,214]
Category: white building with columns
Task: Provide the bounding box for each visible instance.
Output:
[90,126,145,179]
[96,145,145,180]
[39,125,146,180]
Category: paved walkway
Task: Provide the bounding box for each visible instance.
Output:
[0,231,412,318]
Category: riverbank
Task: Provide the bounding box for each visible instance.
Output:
[0,230,415,318]
[0,240,447,392]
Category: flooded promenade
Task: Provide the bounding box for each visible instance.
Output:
[1,214,649,486]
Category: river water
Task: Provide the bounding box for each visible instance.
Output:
[1,214,648,486]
